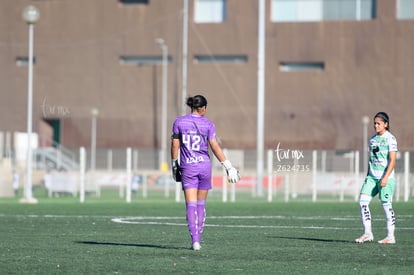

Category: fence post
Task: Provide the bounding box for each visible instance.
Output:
[175,152,181,202]
[312,150,317,202]
[175,181,181,202]
[126,147,132,203]
[267,149,273,202]
[222,174,228,202]
[404,152,410,202]
[354,150,360,202]
[222,149,228,202]
[107,149,112,171]
[79,147,86,203]
[230,180,236,202]
[164,158,170,198]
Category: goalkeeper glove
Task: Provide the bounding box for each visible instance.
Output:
[221,160,240,184]
[171,159,182,182]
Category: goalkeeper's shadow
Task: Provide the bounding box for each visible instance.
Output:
[75,241,185,250]
[268,236,352,243]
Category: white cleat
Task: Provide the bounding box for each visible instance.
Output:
[192,242,201,251]
[355,233,374,243]
[378,236,396,244]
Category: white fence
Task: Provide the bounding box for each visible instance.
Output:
[40,147,414,203]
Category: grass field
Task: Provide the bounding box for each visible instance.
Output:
[0,194,413,274]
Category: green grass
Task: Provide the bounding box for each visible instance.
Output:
[0,195,413,274]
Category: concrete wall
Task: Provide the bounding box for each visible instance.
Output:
[1,0,413,151]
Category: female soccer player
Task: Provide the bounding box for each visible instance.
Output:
[170,95,239,251]
[355,112,398,244]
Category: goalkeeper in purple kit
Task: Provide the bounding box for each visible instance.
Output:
[171,95,240,251]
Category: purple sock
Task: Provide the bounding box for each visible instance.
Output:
[197,200,206,239]
[186,201,199,243]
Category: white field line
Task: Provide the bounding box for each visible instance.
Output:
[110,218,353,230]
[1,214,413,230]
[110,215,414,230]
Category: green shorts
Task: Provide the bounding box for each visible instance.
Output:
[360,175,395,202]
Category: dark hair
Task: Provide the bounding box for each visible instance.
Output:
[186,95,207,110]
[374,112,390,130]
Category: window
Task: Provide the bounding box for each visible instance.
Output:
[279,62,325,72]
[119,56,171,65]
[397,0,414,20]
[194,55,247,64]
[194,0,227,23]
[272,0,322,22]
[119,0,149,5]
[271,0,376,22]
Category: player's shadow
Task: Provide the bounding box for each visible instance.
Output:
[269,236,352,243]
[75,241,183,250]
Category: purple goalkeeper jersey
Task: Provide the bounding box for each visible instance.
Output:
[172,113,216,170]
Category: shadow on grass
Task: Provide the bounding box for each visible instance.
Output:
[75,241,184,250]
[269,236,353,243]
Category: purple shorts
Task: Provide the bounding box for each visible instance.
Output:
[180,163,212,190]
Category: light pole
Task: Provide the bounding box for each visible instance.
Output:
[156,38,168,172]
[256,0,266,196]
[182,0,188,115]
[21,5,40,204]
[362,115,370,173]
[90,108,99,172]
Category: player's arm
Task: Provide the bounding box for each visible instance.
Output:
[171,134,180,161]
[209,138,226,163]
[209,138,240,184]
[171,134,181,182]
[380,151,397,187]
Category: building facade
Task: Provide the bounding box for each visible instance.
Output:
[1,0,414,152]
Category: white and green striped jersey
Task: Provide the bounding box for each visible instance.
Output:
[368,131,398,179]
